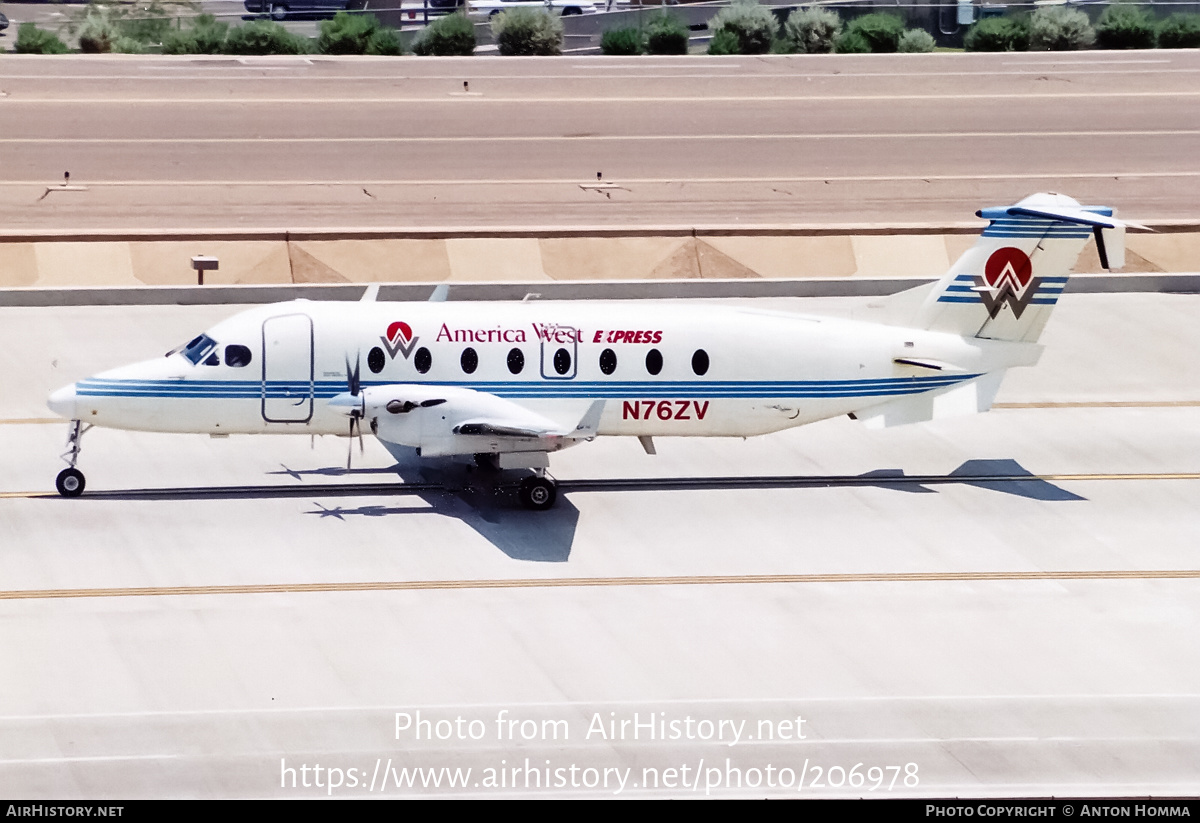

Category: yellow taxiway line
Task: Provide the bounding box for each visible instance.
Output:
[4,569,1200,602]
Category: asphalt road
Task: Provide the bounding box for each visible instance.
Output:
[1,50,1198,231]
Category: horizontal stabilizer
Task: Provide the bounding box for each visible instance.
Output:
[857,371,1006,429]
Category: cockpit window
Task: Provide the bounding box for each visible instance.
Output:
[176,333,218,365]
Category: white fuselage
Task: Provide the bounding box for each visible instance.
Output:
[52,299,1030,444]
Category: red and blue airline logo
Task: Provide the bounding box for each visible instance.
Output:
[381,321,419,360]
[939,248,1067,319]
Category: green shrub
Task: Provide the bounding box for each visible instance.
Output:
[492,7,562,56]
[412,12,476,56]
[844,12,905,53]
[223,20,312,55]
[1157,13,1200,49]
[318,11,394,55]
[707,28,740,54]
[782,6,841,54]
[366,27,403,55]
[161,14,230,55]
[833,28,870,53]
[708,1,777,55]
[898,28,935,53]
[964,16,1028,51]
[645,12,689,55]
[601,26,644,55]
[1095,3,1156,49]
[1029,5,1095,50]
[15,22,70,54]
[78,12,120,53]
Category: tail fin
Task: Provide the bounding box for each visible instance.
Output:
[893,193,1142,343]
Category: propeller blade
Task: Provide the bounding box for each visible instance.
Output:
[345,353,361,397]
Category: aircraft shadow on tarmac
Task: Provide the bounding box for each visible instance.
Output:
[78,457,1081,564]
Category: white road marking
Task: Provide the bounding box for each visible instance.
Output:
[4,91,1200,104]
[3,130,1198,144]
[2,171,1198,187]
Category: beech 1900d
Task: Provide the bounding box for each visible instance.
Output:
[47,194,1140,510]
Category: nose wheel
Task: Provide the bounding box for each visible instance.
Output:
[56,420,90,498]
[518,474,557,511]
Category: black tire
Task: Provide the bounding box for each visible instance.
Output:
[270,3,288,20]
[56,468,85,498]
[518,476,556,511]
[562,6,582,14]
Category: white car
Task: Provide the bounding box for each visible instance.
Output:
[468,0,602,18]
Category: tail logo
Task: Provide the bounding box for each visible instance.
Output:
[382,321,419,360]
[975,247,1042,320]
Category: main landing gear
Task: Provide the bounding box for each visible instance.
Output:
[518,472,557,512]
[56,420,90,498]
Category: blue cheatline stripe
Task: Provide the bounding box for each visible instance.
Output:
[76,374,985,402]
[937,296,1059,305]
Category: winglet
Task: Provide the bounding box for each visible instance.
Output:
[573,400,605,439]
[429,283,449,303]
[360,284,380,303]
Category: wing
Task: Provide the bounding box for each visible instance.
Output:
[331,384,604,458]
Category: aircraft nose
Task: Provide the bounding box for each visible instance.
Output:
[47,383,78,419]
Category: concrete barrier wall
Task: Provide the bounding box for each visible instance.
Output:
[1,229,1197,291]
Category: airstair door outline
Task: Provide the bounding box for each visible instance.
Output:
[261,313,314,423]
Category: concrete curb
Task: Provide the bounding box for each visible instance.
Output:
[2,273,1196,307]
[4,223,1200,243]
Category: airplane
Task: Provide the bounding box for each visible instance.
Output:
[46,193,1140,510]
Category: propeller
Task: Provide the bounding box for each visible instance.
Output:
[345,353,364,470]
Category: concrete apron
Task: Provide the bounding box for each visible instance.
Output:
[1,229,1197,291]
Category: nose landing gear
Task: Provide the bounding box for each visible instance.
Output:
[56,420,90,498]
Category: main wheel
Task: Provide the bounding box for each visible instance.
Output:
[56,467,85,498]
[518,476,556,511]
[270,3,288,20]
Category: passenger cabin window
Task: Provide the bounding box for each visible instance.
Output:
[226,345,252,368]
[553,348,572,376]
[368,347,385,374]
[691,349,709,376]
[461,347,478,374]
[507,348,525,375]
[599,348,617,375]
[414,347,432,375]
[645,348,663,376]
[177,334,217,366]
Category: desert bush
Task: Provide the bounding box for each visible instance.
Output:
[706,28,740,54]
[412,12,476,56]
[707,1,777,55]
[77,11,120,53]
[366,26,403,55]
[964,16,1029,51]
[645,13,689,54]
[897,28,935,53]
[492,7,562,56]
[1029,5,1095,50]
[15,22,70,54]
[161,14,230,54]
[833,28,870,53]
[1157,13,1200,49]
[223,20,312,54]
[844,12,905,52]
[318,11,394,54]
[601,26,644,55]
[781,6,841,54]
[1095,3,1156,49]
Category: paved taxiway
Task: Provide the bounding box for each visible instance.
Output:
[2,51,1200,230]
[1,291,1198,797]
